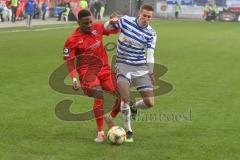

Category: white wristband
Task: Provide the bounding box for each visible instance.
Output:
[73,77,77,82]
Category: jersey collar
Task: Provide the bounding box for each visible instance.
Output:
[135,17,148,29]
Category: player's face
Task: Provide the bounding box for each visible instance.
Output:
[78,16,93,33]
[138,9,153,27]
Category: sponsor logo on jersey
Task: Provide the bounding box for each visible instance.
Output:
[78,40,84,44]
[86,40,101,50]
[63,48,69,56]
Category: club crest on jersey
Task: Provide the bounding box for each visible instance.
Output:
[92,30,98,36]
[63,48,69,56]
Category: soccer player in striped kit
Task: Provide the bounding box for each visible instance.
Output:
[104,4,157,142]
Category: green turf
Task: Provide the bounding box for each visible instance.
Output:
[0,20,240,160]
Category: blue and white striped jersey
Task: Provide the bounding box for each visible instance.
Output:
[113,15,157,66]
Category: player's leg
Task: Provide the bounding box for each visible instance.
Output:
[0,13,3,22]
[7,9,11,22]
[104,99,121,129]
[57,11,63,21]
[99,67,121,129]
[117,77,133,142]
[26,14,29,27]
[101,78,121,129]
[115,64,134,142]
[29,15,32,28]
[82,85,106,142]
[11,7,14,22]
[136,90,154,108]
[13,7,17,22]
[92,89,106,143]
[80,71,107,142]
[131,75,154,119]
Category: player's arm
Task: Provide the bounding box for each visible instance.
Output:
[63,41,79,90]
[102,23,120,35]
[104,12,125,30]
[146,32,157,83]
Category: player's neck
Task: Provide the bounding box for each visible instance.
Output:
[136,18,147,28]
[79,28,90,34]
[79,28,85,34]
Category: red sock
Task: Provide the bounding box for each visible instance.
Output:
[110,98,121,118]
[93,99,104,132]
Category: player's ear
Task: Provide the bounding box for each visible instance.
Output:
[138,10,141,17]
[150,12,154,19]
[77,18,81,26]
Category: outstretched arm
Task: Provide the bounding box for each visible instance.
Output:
[64,58,79,90]
[63,43,79,90]
[104,12,121,30]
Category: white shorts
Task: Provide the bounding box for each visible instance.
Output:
[115,63,153,91]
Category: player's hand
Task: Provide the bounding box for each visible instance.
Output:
[149,73,155,84]
[110,11,120,19]
[72,78,80,91]
[109,17,119,25]
[109,12,120,25]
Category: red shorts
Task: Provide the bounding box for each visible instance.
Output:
[78,65,117,95]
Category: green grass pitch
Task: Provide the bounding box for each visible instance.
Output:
[0,20,240,160]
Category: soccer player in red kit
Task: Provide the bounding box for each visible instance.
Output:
[63,9,120,143]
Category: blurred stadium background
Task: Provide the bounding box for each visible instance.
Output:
[0,0,240,23]
[1,0,240,160]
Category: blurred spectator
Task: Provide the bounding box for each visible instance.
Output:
[89,0,96,17]
[33,3,40,19]
[6,0,12,21]
[11,0,18,22]
[212,3,218,17]
[79,0,88,9]
[206,3,217,21]
[57,3,70,22]
[175,2,181,19]
[136,0,142,10]
[0,1,5,22]
[203,2,209,19]
[94,0,101,19]
[135,0,143,15]
[25,0,35,27]
[41,1,47,20]
[99,0,106,20]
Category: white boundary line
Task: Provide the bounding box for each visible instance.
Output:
[0,25,76,34]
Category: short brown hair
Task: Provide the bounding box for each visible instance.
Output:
[140,4,154,11]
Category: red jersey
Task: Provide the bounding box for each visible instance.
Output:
[63,23,119,78]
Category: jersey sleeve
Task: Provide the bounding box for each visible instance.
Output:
[63,38,77,79]
[147,30,157,50]
[146,31,157,73]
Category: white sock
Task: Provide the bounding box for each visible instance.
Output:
[121,103,132,132]
[98,131,104,135]
[107,113,113,120]
[133,100,148,109]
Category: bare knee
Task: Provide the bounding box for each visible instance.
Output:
[143,98,154,108]
[121,96,130,104]
[117,80,130,103]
